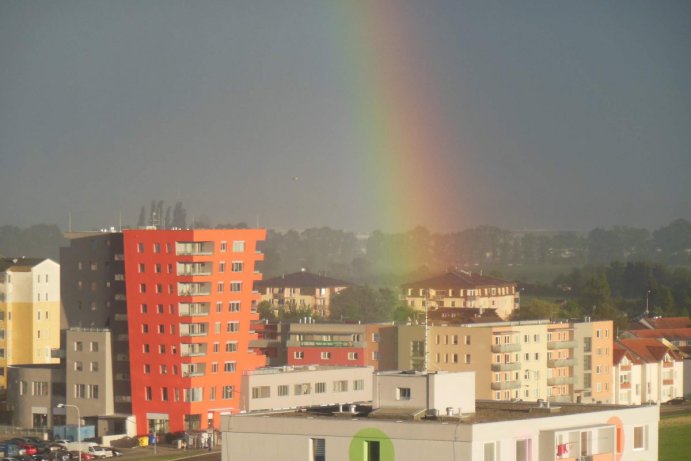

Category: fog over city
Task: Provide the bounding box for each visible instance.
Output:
[1,1,689,233]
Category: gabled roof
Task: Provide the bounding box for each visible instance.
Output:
[627,328,691,341]
[613,343,642,365]
[255,271,352,289]
[616,338,683,363]
[0,257,47,273]
[401,271,516,290]
[639,317,691,330]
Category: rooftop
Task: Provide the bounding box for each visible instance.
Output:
[255,270,352,289]
[401,271,516,290]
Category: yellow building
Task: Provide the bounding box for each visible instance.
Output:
[401,271,519,319]
[0,258,60,388]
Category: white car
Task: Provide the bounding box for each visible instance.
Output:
[88,446,111,459]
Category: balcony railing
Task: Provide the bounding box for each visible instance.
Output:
[491,343,521,353]
[547,340,578,350]
[491,380,522,390]
[491,362,521,372]
[547,358,577,368]
[547,376,576,386]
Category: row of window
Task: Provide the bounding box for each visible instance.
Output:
[136,240,246,254]
[137,261,245,274]
[293,351,360,360]
[144,385,235,402]
[139,281,244,294]
[252,379,366,399]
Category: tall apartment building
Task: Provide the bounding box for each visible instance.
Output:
[395,319,614,404]
[401,271,519,319]
[61,229,266,435]
[0,258,60,388]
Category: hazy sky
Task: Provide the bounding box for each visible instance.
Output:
[1,1,689,233]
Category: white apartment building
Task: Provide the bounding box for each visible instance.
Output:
[223,371,659,461]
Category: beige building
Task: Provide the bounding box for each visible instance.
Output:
[223,370,659,461]
[395,319,614,404]
[0,258,60,388]
[401,271,519,319]
[255,270,351,317]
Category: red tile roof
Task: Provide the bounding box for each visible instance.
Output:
[401,271,516,290]
[639,317,691,329]
[616,338,683,363]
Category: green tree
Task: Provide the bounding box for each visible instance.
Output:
[257,301,276,321]
[512,298,560,320]
[329,286,399,322]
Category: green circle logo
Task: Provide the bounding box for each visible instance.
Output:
[349,428,394,461]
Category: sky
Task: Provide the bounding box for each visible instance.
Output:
[1,1,689,234]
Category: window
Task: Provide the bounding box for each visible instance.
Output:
[294,351,304,359]
[464,354,471,364]
[74,361,83,372]
[159,344,166,354]
[516,438,531,461]
[348,352,358,360]
[354,379,365,391]
[251,386,270,399]
[142,324,149,333]
[396,387,411,400]
[155,264,162,273]
[160,365,167,374]
[294,383,311,395]
[232,241,245,252]
[145,387,152,401]
[315,382,326,393]
[74,341,83,352]
[141,304,148,313]
[143,344,150,353]
[90,362,99,372]
[321,351,331,360]
[365,441,380,461]
[139,283,147,293]
[230,282,242,292]
[311,438,325,461]
[278,385,289,396]
[217,282,224,293]
[225,342,237,352]
[144,364,151,374]
[229,301,240,312]
[333,380,348,392]
[138,263,146,273]
[220,241,227,252]
[222,385,234,399]
[227,321,239,332]
[219,262,225,273]
[161,388,169,401]
[153,243,161,253]
[213,343,220,353]
[633,426,646,450]
[372,333,380,342]
[224,361,236,372]
[231,261,243,272]
[484,442,496,461]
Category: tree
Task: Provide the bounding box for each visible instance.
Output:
[257,301,276,321]
[512,298,560,321]
[329,286,399,322]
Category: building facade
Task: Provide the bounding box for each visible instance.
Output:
[401,271,519,319]
[255,270,351,318]
[0,258,60,388]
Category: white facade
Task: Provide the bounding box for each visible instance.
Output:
[241,366,374,412]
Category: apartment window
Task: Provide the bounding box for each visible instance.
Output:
[633,426,646,449]
[142,324,149,333]
[75,384,87,399]
[365,441,380,461]
[315,382,326,393]
[311,438,326,461]
[229,301,240,312]
[219,262,226,273]
[295,383,311,395]
[159,344,166,354]
[320,351,331,360]
[144,364,151,374]
[141,304,148,314]
[484,442,496,461]
[452,353,459,363]
[213,343,220,353]
[145,387,152,401]
[533,334,539,342]
[232,241,245,252]
[465,354,471,364]
[161,388,169,401]
[215,322,221,334]
[230,282,242,292]
[294,351,304,359]
[278,385,289,396]
[138,263,146,273]
[348,352,358,360]
[231,261,243,272]
[224,361,236,373]
[516,438,531,461]
[217,282,224,293]
[372,351,380,360]
[251,386,270,399]
[354,379,365,391]
[211,362,218,373]
[372,333,380,342]
[227,321,239,332]
[158,324,165,334]
[154,264,162,273]
[90,362,99,372]
[216,301,222,313]
[396,387,411,400]
[220,241,227,252]
[334,380,348,392]
[160,365,167,375]
[153,243,161,253]
[143,344,150,353]
[225,342,237,352]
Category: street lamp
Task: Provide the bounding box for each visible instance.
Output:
[58,403,81,461]
[645,290,651,317]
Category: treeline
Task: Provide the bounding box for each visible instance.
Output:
[0,224,66,261]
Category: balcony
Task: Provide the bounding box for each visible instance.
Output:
[620,382,631,389]
[491,380,522,390]
[177,262,213,276]
[491,362,521,372]
[180,343,208,357]
[547,376,576,386]
[182,364,206,377]
[547,340,578,350]
[663,379,674,385]
[176,241,214,256]
[178,302,210,317]
[286,339,364,348]
[547,358,578,368]
[491,343,521,353]
[178,282,211,296]
[180,323,209,337]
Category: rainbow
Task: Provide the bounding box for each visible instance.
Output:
[332,1,467,236]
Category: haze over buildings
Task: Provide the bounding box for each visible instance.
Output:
[1,1,690,233]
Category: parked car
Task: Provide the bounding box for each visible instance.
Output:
[98,449,120,458]
[666,396,687,405]
[67,452,93,461]
[19,445,38,456]
[85,447,109,459]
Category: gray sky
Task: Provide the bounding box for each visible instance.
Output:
[1,1,689,233]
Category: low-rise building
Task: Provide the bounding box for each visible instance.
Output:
[223,370,659,461]
[401,271,519,319]
[242,365,373,412]
[255,270,352,318]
